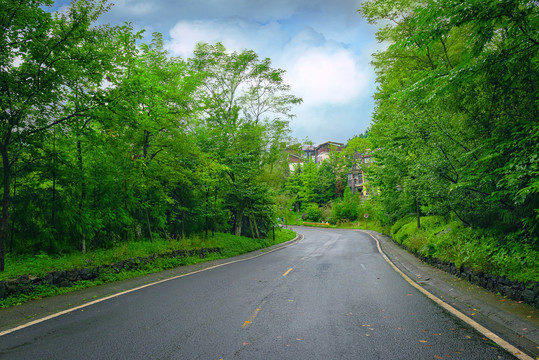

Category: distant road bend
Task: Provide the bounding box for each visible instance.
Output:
[0,227,518,359]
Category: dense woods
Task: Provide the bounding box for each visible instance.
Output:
[1,0,537,285]
[0,0,301,271]
[356,0,538,280]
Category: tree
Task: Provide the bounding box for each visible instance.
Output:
[0,0,136,271]
[190,43,301,237]
[359,0,539,240]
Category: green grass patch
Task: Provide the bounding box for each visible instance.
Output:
[392,216,538,283]
[327,220,390,235]
[0,228,296,308]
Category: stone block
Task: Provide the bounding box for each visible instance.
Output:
[521,289,535,304]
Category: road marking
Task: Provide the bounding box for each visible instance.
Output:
[363,231,533,360]
[0,234,304,338]
[242,299,267,328]
[360,263,367,270]
[283,268,293,277]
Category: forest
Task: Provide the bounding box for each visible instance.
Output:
[1,0,537,286]
[0,0,301,272]
[357,0,538,282]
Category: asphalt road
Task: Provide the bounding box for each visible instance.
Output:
[0,227,517,359]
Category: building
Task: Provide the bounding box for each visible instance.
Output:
[347,152,371,197]
[287,141,344,170]
[286,141,371,197]
[314,141,344,163]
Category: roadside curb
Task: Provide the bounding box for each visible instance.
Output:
[363,230,538,360]
[0,233,303,336]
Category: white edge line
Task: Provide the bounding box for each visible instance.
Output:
[363,231,533,360]
[0,234,304,337]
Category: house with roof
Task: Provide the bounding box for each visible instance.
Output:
[347,151,371,197]
[314,141,344,163]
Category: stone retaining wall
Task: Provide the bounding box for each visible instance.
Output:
[392,241,539,309]
[0,248,221,300]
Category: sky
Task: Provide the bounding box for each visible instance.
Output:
[53,0,381,145]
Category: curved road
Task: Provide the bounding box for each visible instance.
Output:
[0,228,516,359]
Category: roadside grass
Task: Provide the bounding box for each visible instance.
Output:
[329,220,389,235]
[0,228,296,308]
[286,210,390,235]
[392,216,538,283]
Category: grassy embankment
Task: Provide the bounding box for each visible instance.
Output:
[391,216,538,284]
[0,228,296,307]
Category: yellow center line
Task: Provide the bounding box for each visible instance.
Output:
[282,268,293,277]
[242,299,266,328]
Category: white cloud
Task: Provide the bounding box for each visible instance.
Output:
[163,10,375,143]
[283,48,369,106]
[166,19,287,58]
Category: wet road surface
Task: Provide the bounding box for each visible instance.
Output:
[0,227,516,359]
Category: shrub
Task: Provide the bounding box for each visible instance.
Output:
[391,216,415,237]
[304,203,322,222]
[390,215,539,283]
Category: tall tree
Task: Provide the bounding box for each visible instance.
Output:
[360,0,538,239]
[0,0,135,271]
[190,43,301,237]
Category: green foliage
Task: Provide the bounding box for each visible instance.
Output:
[390,216,416,238]
[331,188,360,222]
[359,0,539,249]
[303,203,322,222]
[0,1,301,273]
[393,217,538,283]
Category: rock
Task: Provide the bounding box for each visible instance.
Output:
[521,289,535,304]
[486,279,495,292]
[44,272,54,285]
[496,283,506,296]
[58,280,71,288]
[0,282,6,298]
[66,270,79,282]
[52,271,66,285]
[5,279,18,294]
[532,283,539,298]
[435,227,451,236]
[79,268,92,280]
[503,286,514,299]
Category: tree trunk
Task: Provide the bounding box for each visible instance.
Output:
[0,142,11,272]
[235,209,243,237]
[124,178,128,242]
[205,189,209,240]
[146,207,153,242]
[9,174,16,252]
[252,215,260,240]
[50,131,56,252]
[181,210,185,240]
[248,213,255,239]
[78,140,86,253]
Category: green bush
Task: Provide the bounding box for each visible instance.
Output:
[331,188,360,222]
[390,216,538,283]
[391,216,415,237]
[303,203,322,222]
